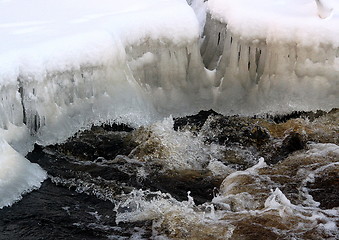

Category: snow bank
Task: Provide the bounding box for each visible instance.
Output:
[187,0,207,36]
[0,0,200,82]
[208,0,339,46]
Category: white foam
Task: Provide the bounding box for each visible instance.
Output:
[130,116,224,170]
[264,188,292,211]
[221,157,267,190]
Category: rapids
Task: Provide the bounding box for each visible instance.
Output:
[1,109,337,239]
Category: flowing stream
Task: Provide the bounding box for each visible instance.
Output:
[1,109,338,239]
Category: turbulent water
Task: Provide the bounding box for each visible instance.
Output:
[0,109,338,239]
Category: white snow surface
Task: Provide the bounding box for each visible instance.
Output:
[0,0,199,83]
[187,0,207,36]
[208,0,339,46]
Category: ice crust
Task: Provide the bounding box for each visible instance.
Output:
[0,0,338,208]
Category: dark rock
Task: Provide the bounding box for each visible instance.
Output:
[243,125,270,143]
[269,132,307,164]
[143,170,223,205]
[269,109,328,123]
[174,109,220,131]
[99,122,134,132]
[281,132,307,153]
[50,130,138,162]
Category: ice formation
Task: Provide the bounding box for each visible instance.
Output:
[204,0,339,112]
[0,0,338,208]
[0,0,209,209]
[0,139,47,209]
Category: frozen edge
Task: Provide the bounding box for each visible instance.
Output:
[0,139,47,209]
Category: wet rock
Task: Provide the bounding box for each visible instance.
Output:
[198,115,272,153]
[261,108,338,144]
[50,127,138,161]
[269,109,329,123]
[243,125,270,143]
[281,132,306,154]
[174,109,220,132]
[269,132,307,164]
[99,122,135,132]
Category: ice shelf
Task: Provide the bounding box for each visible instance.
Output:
[0,0,208,146]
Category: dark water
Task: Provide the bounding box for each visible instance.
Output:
[0,109,338,239]
[0,180,129,240]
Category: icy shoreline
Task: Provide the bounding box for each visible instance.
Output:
[0,0,338,209]
[0,0,206,210]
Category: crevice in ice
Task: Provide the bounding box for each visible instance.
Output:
[217,32,221,45]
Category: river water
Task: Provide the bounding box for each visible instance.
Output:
[0,109,338,239]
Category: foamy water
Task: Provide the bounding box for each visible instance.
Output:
[2,110,336,239]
